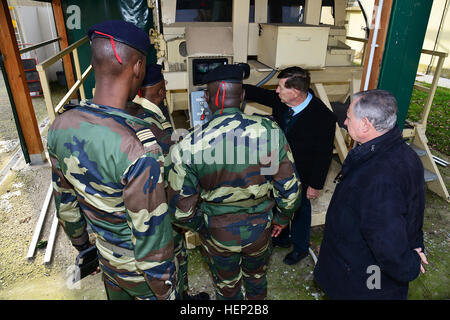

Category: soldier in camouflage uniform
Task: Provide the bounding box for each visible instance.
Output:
[127,64,208,300]
[127,64,174,153]
[166,64,301,300]
[47,20,176,300]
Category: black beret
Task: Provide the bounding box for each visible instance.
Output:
[203,64,245,84]
[142,64,164,87]
[87,20,150,54]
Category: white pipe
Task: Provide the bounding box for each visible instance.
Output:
[309,247,318,265]
[364,0,384,91]
[44,210,59,264]
[26,182,53,260]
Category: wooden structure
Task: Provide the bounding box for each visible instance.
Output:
[349,35,449,202]
[360,0,393,91]
[36,36,92,121]
[51,0,76,97]
[408,49,449,202]
[0,0,80,164]
[0,1,45,163]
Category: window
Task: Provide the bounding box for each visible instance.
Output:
[176,0,233,22]
[268,0,306,24]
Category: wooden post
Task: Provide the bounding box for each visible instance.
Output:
[254,0,268,23]
[360,0,393,91]
[0,1,45,163]
[51,0,76,97]
[312,83,348,163]
[232,0,250,63]
[421,55,446,129]
[37,66,56,121]
[305,0,322,25]
[334,0,347,26]
[72,48,86,100]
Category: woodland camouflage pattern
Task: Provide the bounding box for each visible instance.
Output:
[129,98,189,296]
[166,107,301,299]
[47,100,176,300]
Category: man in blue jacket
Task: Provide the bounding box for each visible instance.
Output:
[314,89,428,299]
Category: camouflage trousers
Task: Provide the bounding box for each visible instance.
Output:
[98,246,158,300]
[173,226,188,296]
[98,229,186,300]
[199,212,273,300]
[97,241,176,300]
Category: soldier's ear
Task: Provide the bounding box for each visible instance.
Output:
[158,87,164,98]
[133,58,144,79]
[204,89,210,103]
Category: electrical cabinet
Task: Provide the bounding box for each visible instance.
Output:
[257,24,330,69]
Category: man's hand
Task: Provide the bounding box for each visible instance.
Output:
[271,223,286,237]
[306,186,320,200]
[414,247,428,274]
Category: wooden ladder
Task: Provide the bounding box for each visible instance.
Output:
[406,49,449,202]
[408,125,449,202]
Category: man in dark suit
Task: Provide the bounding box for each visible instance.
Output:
[243,67,337,265]
[313,90,427,299]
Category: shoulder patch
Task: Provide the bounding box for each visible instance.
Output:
[135,128,157,148]
[161,121,173,131]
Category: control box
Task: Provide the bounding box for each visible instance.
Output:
[187,56,232,127]
[190,90,213,127]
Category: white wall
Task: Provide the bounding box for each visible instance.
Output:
[345,0,374,63]
[419,0,450,74]
[11,2,63,82]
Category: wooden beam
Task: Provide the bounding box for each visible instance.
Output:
[51,0,76,97]
[334,0,347,26]
[360,0,393,91]
[232,0,250,63]
[421,56,445,129]
[254,0,268,23]
[305,0,322,25]
[0,1,44,161]
[37,36,88,70]
[312,83,348,163]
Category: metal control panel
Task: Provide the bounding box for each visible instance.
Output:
[189,90,213,127]
[187,56,232,128]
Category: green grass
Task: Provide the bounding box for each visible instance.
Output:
[407,83,450,156]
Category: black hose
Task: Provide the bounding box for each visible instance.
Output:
[357,0,370,39]
[241,68,278,112]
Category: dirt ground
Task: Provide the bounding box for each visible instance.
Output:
[0,75,448,300]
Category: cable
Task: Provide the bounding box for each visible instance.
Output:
[357,0,370,39]
[241,68,278,112]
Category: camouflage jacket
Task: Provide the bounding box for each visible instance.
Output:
[166,107,301,232]
[47,100,176,299]
[127,97,174,155]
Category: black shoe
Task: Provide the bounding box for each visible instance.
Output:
[272,238,291,248]
[182,291,210,300]
[283,250,309,265]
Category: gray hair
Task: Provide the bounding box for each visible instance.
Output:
[352,89,398,132]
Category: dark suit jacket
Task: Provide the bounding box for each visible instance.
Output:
[243,84,337,190]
